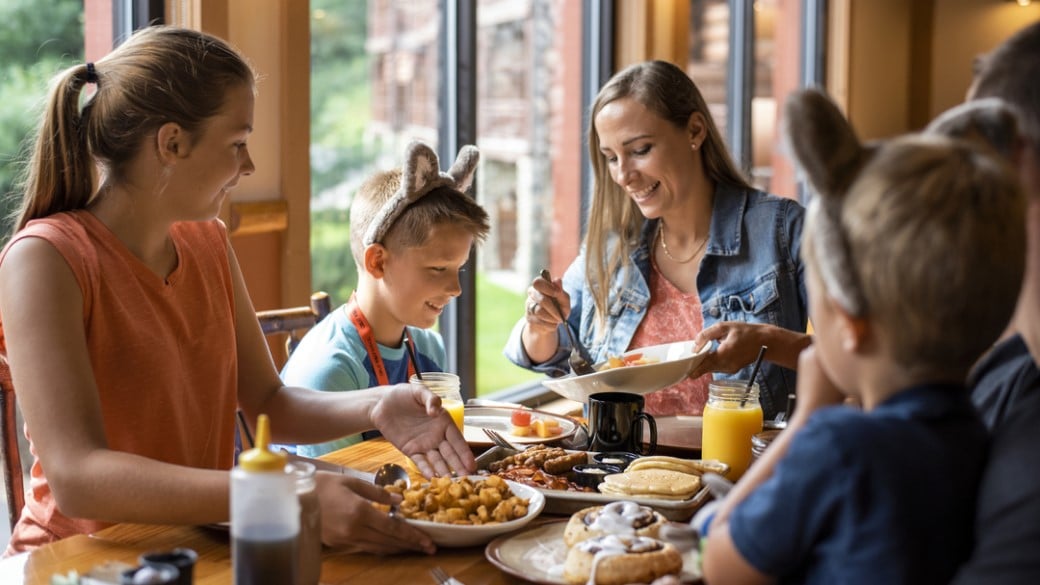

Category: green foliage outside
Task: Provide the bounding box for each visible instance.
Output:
[0,0,84,244]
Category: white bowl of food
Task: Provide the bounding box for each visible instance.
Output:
[399,475,546,547]
[541,340,710,403]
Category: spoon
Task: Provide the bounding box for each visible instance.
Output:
[373,462,411,490]
[539,269,596,376]
[373,462,411,518]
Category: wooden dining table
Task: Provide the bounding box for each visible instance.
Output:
[0,439,547,585]
[0,417,702,585]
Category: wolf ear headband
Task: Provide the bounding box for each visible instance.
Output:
[362,141,480,246]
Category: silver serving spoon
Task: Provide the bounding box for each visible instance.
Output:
[373,462,410,490]
[373,462,411,517]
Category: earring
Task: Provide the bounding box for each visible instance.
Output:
[691,143,698,150]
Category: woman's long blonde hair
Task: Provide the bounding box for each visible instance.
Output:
[12,26,256,235]
[584,60,750,330]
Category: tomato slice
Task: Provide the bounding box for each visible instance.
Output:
[623,353,644,365]
[511,409,532,427]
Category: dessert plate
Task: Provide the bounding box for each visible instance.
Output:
[485,520,702,584]
[463,405,579,446]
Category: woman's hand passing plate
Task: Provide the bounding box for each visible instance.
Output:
[463,406,579,446]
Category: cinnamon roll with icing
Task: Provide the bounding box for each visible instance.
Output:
[563,501,667,547]
[563,534,682,585]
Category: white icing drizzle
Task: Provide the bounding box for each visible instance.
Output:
[587,501,654,534]
[578,535,662,585]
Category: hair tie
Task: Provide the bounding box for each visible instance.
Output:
[85,62,98,84]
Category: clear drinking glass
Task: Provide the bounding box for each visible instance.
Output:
[410,372,464,431]
[701,380,764,480]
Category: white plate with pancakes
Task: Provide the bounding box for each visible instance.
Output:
[485,520,702,584]
[541,340,710,403]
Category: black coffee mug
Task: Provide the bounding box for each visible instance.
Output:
[587,392,657,455]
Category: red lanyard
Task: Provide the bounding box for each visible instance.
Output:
[346,293,417,386]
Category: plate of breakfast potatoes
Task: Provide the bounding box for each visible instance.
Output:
[384,474,545,547]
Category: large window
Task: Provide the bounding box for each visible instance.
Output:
[309,0,585,399]
[310,0,822,401]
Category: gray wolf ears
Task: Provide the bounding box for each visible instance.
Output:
[362,141,481,246]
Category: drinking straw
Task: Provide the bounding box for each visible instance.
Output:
[405,339,424,381]
[740,345,768,407]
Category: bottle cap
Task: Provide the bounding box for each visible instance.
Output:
[238,414,287,472]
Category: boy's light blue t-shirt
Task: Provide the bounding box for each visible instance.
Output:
[280,305,447,457]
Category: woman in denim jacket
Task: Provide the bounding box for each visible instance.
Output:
[504,61,809,418]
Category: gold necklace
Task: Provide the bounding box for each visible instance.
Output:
[657,222,708,264]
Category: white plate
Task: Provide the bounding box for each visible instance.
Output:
[541,340,710,403]
[485,520,702,584]
[463,405,580,446]
[403,476,546,547]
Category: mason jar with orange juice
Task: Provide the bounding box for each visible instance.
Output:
[701,380,764,480]
[410,372,464,431]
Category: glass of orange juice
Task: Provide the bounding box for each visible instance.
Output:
[410,372,464,431]
[701,380,764,480]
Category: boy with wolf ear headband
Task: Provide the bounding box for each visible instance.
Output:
[281,141,490,458]
[701,88,1024,585]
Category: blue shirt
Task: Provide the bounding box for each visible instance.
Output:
[729,384,987,585]
[280,304,447,457]
[504,183,807,418]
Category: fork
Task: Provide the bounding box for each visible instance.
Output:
[482,427,521,452]
[539,269,596,376]
[430,566,463,585]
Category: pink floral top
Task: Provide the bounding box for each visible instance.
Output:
[629,257,712,416]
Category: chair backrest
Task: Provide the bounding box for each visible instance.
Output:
[257,291,333,365]
[1,357,25,533]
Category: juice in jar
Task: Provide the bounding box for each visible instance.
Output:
[441,398,465,431]
[701,381,764,480]
[410,372,465,431]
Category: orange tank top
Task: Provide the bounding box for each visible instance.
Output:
[0,211,238,551]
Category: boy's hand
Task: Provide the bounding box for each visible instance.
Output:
[790,346,845,424]
[370,384,476,478]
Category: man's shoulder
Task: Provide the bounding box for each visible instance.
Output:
[970,334,1040,429]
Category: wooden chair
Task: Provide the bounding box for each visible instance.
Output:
[1,357,25,533]
[239,291,334,451]
[256,291,333,363]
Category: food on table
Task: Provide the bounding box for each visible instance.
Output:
[485,444,591,491]
[563,501,667,547]
[625,455,728,476]
[510,409,562,438]
[597,352,661,371]
[384,475,529,525]
[591,451,639,470]
[562,534,682,585]
[598,468,702,501]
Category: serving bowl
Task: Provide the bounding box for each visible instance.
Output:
[402,477,546,547]
[541,340,710,403]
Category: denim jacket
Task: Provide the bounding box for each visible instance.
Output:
[504,183,807,418]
